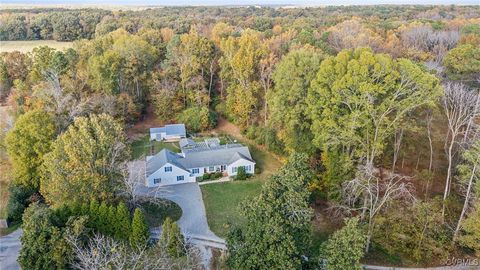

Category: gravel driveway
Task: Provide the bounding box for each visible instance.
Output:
[0,229,22,270]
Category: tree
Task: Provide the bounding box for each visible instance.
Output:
[235,166,247,181]
[374,200,450,263]
[159,217,184,258]
[320,217,366,270]
[441,82,480,216]
[320,148,354,201]
[220,29,265,129]
[88,200,100,229]
[307,48,442,168]
[67,233,198,270]
[97,202,110,235]
[457,202,480,256]
[5,110,56,189]
[41,114,129,206]
[6,184,35,224]
[339,167,415,252]
[227,153,313,269]
[130,208,149,248]
[177,106,215,133]
[114,202,131,242]
[327,19,383,52]
[443,44,480,81]
[18,203,72,270]
[166,29,215,108]
[454,140,480,240]
[269,48,322,154]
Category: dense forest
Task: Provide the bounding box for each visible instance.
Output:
[0,4,479,270]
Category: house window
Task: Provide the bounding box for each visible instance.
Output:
[154,178,161,184]
[177,175,184,181]
[232,167,237,173]
[246,165,251,172]
[192,168,200,174]
[221,165,226,171]
[165,166,172,172]
[209,166,215,172]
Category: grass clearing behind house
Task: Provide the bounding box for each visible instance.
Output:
[130,135,180,160]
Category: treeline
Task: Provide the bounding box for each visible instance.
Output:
[0,9,109,41]
[1,5,479,41]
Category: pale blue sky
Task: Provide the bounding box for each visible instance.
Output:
[1,0,479,6]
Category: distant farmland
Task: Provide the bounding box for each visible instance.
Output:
[0,40,73,53]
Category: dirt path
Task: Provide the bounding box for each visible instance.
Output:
[127,105,163,140]
[212,117,243,139]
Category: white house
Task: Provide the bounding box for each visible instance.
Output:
[150,124,186,141]
[145,141,255,187]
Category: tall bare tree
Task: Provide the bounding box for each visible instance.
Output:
[67,233,200,270]
[336,166,415,252]
[442,82,480,216]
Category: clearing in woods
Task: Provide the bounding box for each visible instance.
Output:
[0,40,73,53]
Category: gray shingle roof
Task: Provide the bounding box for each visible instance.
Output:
[149,124,186,136]
[150,127,165,134]
[179,138,196,148]
[179,145,254,168]
[166,124,186,136]
[146,144,255,176]
[146,149,187,175]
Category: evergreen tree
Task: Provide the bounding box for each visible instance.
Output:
[227,153,313,269]
[97,202,109,234]
[115,202,131,241]
[18,203,72,270]
[130,208,149,248]
[320,217,367,270]
[80,203,89,216]
[107,205,116,236]
[159,217,184,258]
[235,166,247,180]
[88,200,100,228]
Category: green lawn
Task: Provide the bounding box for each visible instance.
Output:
[0,223,20,236]
[139,200,182,228]
[130,135,180,160]
[201,178,264,237]
[201,136,283,237]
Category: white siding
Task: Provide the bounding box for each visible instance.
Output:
[146,162,195,187]
[227,159,255,176]
[150,132,166,141]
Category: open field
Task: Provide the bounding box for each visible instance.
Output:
[0,40,73,53]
